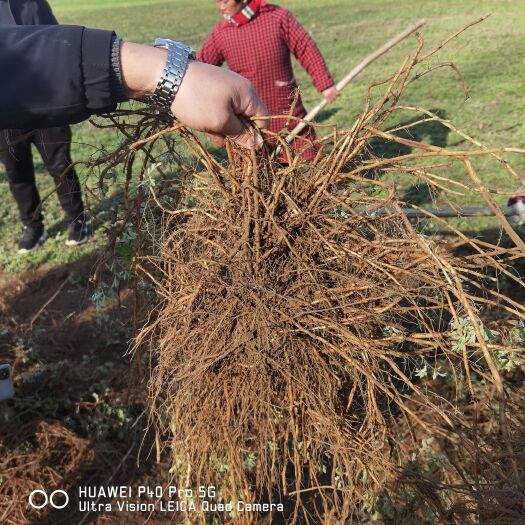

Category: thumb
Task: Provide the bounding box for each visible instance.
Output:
[219,108,264,150]
[231,81,269,132]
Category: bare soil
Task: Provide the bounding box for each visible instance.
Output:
[0,255,175,525]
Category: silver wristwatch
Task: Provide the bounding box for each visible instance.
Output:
[148,38,196,113]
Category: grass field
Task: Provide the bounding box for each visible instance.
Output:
[1,0,524,270]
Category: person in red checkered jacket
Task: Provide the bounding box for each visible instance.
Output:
[198,0,339,160]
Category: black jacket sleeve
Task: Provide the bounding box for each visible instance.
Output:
[0,24,120,128]
[11,0,58,25]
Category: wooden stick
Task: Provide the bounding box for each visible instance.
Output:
[285,19,426,144]
[365,205,517,219]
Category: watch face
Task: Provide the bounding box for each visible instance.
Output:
[154,39,194,58]
[154,39,195,58]
[154,37,171,47]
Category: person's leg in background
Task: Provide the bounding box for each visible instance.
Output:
[0,129,48,253]
[33,126,90,246]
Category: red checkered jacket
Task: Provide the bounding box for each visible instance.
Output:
[198,3,334,144]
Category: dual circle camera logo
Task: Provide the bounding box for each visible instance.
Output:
[28,489,69,509]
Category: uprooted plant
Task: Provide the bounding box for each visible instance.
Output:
[82,18,525,524]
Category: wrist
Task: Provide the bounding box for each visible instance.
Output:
[120,42,167,100]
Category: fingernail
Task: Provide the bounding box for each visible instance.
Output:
[254,132,263,149]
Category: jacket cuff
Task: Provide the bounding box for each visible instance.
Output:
[314,76,335,93]
[81,28,119,112]
[110,36,127,103]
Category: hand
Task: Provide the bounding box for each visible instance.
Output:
[120,42,268,148]
[173,61,268,148]
[322,86,339,103]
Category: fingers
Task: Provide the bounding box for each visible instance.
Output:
[224,79,267,148]
[322,87,339,103]
[218,109,264,149]
[234,128,264,150]
[232,80,269,131]
[205,128,261,150]
[205,132,225,147]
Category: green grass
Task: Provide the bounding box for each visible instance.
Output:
[1,0,524,271]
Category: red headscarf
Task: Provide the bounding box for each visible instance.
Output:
[224,0,270,26]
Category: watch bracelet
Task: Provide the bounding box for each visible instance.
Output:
[148,41,193,112]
